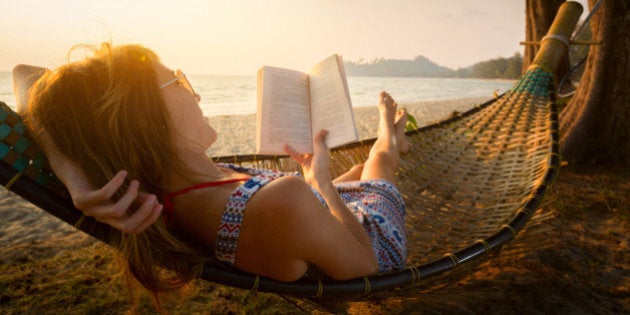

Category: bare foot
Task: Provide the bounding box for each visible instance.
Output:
[378,91,397,137]
[395,109,411,154]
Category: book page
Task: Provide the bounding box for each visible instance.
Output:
[308,55,358,148]
[256,66,312,154]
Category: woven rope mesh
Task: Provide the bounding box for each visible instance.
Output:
[400,68,554,267]
[214,67,556,277]
[0,102,65,194]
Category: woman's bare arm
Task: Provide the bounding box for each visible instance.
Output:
[285,130,375,257]
[12,64,161,234]
[236,176,378,281]
[43,139,163,234]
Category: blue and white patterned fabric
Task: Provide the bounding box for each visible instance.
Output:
[215,163,407,273]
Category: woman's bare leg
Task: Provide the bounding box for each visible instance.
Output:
[360,91,403,183]
[333,164,364,183]
[395,108,410,154]
[334,110,407,183]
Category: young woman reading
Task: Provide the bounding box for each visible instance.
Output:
[15,43,410,298]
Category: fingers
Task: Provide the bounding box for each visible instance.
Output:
[98,170,129,200]
[71,170,163,234]
[284,130,330,165]
[107,180,140,218]
[284,144,300,160]
[313,130,329,151]
[132,203,164,234]
[73,170,128,211]
[77,178,138,220]
[284,144,313,165]
[109,194,163,234]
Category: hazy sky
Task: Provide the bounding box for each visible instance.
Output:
[0,0,589,75]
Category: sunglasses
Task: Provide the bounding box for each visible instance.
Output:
[159,69,201,102]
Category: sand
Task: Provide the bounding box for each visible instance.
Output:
[206,97,488,157]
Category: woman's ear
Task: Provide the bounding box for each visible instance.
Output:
[12,64,49,113]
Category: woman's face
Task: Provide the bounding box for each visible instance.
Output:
[154,62,217,152]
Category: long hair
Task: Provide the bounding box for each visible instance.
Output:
[25,43,209,293]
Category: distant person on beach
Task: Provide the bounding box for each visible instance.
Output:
[13,43,409,297]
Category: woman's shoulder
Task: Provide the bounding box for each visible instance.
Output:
[237,175,379,280]
[231,176,326,281]
[245,176,319,217]
[238,175,331,243]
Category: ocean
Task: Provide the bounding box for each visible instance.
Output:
[0,71,514,117]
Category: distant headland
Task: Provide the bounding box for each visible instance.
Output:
[344,53,523,79]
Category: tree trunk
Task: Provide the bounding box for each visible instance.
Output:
[559,0,630,165]
[523,0,568,78]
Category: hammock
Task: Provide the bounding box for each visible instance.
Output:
[0,1,582,310]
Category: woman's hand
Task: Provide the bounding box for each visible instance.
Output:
[48,148,162,234]
[284,130,331,187]
[284,130,378,270]
[70,170,163,234]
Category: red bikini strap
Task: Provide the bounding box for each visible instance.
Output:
[168,177,250,199]
[162,177,249,224]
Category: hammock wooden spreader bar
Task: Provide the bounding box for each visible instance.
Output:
[0,1,582,305]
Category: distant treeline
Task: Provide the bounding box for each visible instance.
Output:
[344,52,523,79]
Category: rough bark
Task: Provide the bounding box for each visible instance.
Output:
[559,0,630,165]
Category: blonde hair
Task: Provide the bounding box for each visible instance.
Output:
[26,43,208,294]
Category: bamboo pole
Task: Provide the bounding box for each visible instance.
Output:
[530,1,584,73]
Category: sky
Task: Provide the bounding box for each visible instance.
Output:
[0,0,589,75]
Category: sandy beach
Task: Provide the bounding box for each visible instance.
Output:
[1,96,628,314]
[207,97,488,157]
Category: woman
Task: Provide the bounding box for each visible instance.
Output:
[17,43,409,296]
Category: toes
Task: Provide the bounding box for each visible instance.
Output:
[395,109,408,125]
[380,91,395,106]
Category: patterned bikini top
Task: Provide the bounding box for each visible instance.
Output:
[214,165,292,265]
[161,163,318,266]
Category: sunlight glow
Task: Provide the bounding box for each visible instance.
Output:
[0,0,590,75]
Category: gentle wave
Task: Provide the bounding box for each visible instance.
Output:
[1,72,514,117]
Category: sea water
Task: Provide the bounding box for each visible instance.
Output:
[0,71,514,117]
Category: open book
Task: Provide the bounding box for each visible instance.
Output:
[256,54,358,154]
